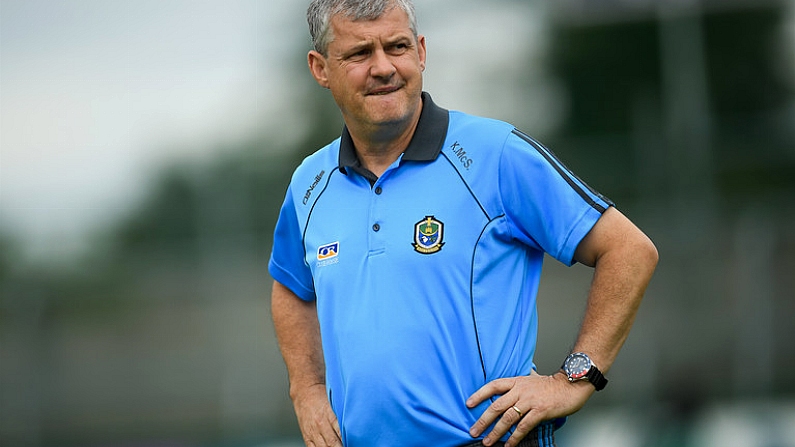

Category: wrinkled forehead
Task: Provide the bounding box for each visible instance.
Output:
[328,6,414,44]
[327,8,416,52]
[318,2,418,54]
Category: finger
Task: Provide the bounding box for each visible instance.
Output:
[480,403,525,446]
[504,410,543,447]
[299,410,341,447]
[333,416,342,439]
[318,428,342,446]
[303,427,327,447]
[469,393,515,437]
[320,433,342,447]
[466,377,513,408]
[320,411,343,446]
[300,424,320,447]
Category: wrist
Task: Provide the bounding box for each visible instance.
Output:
[289,381,326,401]
[561,351,608,391]
[554,369,588,390]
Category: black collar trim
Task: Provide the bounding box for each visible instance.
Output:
[338,92,449,175]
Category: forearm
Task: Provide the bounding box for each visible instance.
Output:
[271,281,342,446]
[271,280,326,398]
[574,244,657,372]
[571,207,658,372]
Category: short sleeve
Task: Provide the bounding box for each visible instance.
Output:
[268,186,316,301]
[499,130,612,265]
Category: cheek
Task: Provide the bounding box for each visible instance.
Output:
[328,69,363,110]
[336,65,367,88]
[396,60,423,80]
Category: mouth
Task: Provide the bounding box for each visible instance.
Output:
[367,85,401,96]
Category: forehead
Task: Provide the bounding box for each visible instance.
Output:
[328,7,413,47]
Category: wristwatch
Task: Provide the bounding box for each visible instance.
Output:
[561,352,608,391]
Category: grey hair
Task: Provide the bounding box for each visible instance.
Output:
[307,0,418,56]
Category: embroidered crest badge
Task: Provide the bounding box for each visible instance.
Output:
[412,216,445,254]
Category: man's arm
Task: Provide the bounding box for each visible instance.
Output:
[568,206,659,372]
[467,207,658,447]
[271,280,342,447]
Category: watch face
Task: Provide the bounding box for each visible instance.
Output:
[564,353,592,380]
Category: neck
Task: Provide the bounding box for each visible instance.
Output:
[345,103,422,178]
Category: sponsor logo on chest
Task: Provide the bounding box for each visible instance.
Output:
[317,241,339,267]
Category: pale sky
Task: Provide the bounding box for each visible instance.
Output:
[0,0,558,263]
[1,0,298,258]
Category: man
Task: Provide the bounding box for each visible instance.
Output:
[269,1,658,446]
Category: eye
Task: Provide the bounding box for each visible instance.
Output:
[346,48,370,61]
[388,42,410,54]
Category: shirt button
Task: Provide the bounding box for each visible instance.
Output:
[372,223,380,232]
[375,186,383,195]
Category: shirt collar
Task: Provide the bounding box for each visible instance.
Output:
[338,92,449,174]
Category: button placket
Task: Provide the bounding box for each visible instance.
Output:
[372,183,382,233]
[368,179,386,254]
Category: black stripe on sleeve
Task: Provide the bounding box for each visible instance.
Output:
[511,129,613,214]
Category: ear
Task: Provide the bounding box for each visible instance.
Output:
[308,50,330,88]
[417,35,427,72]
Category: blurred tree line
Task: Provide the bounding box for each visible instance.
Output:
[546,5,794,205]
[541,1,795,422]
[1,2,794,447]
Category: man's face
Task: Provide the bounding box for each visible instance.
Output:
[309,7,426,132]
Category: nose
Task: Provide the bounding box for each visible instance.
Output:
[369,48,396,79]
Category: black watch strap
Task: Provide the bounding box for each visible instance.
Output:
[585,365,608,391]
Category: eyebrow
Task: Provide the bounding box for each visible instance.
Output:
[339,34,413,57]
[384,35,413,46]
[343,41,373,56]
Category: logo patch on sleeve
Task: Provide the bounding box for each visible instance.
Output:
[317,241,339,266]
[412,216,445,254]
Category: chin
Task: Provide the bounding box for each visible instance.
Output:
[368,109,414,127]
[368,96,419,122]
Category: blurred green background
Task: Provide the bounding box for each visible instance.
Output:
[2,0,794,446]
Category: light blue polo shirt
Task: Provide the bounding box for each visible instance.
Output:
[269,93,612,447]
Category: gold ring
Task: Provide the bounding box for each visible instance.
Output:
[512,405,523,416]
